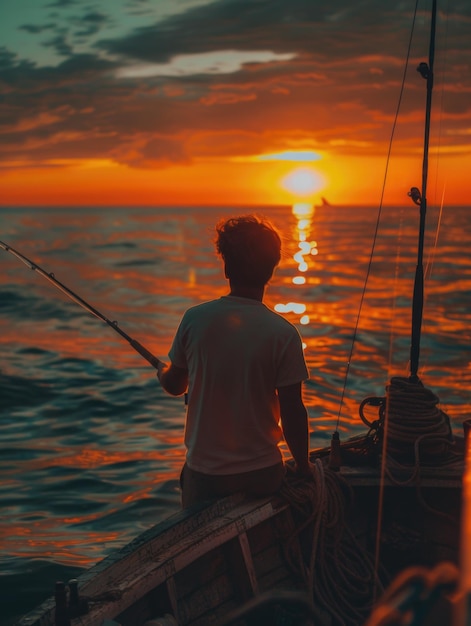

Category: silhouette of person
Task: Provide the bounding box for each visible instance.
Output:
[157,215,310,507]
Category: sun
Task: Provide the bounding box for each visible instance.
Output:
[281,166,325,197]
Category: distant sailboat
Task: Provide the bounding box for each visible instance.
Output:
[315,196,332,209]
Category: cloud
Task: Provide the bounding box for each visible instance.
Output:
[116,50,295,78]
[1,0,470,174]
[43,33,75,58]
[257,151,322,162]
[115,134,191,167]
[45,0,80,7]
[74,11,110,37]
[19,23,57,34]
[96,0,428,65]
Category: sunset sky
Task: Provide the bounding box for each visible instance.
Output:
[1,0,470,207]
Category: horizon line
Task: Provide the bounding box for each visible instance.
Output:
[1,202,469,209]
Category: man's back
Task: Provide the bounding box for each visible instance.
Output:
[169,295,308,474]
[157,215,311,507]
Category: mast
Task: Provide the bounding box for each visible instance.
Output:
[408,0,437,382]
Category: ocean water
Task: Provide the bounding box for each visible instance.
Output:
[1,204,470,623]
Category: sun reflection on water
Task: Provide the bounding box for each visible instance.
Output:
[275,202,319,328]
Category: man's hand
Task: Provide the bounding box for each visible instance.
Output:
[157,361,188,396]
[156,361,169,382]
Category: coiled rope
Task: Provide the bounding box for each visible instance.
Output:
[360,376,460,482]
[384,376,455,473]
[360,375,462,526]
[281,460,384,626]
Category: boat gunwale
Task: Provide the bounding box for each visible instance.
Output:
[16,493,292,626]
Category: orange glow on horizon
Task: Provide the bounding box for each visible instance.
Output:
[0,149,469,207]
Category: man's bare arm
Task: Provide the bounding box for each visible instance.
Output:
[278,382,311,475]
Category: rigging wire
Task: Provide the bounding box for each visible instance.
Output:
[370,1,423,600]
[324,0,431,601]
[409,0,438,381]
[334,0,421,432]
[367,1,457,603]
[420,1,450,375]
[419,189,445,380]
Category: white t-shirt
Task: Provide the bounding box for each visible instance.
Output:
[169,296,309,474]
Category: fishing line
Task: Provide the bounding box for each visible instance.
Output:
[0,240,161,369]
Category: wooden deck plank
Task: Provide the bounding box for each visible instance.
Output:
[238,532,259,595]
[176,572,235,624]
[165,577,179,621]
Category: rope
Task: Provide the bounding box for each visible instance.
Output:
[360,375,460,481]
[281,462,384,626]
[384,376,456,477]
[377,375,462,524]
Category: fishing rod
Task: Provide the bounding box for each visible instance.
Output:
[0,240,162,369]
[408,0,437,382]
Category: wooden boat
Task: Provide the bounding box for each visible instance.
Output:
[10,1,468,625]
[16,465,354,626]
[14,423,464,626]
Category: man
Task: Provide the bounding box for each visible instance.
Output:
[157,215,310,507]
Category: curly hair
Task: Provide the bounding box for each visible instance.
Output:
[215,215,281,287]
